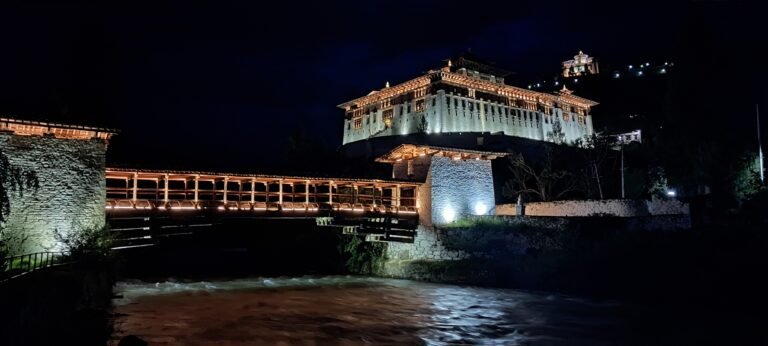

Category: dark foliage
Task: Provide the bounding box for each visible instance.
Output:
[338,235,387,275]
[0,149,40,262]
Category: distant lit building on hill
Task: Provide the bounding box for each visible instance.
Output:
[527,51,675,135]
[562,51,599,78]
[338,54,599,148]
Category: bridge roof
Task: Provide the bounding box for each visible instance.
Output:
[106,168,421,186]
[375,144,508,163]
[1,117,117,141]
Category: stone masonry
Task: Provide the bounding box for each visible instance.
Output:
[1,131,109,254]
[496,198,690,217]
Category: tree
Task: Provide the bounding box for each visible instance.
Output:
[502,146,581,202]
[573,134,613,199]
[546,119,566,144]
[646,166,670,198]
[416,115,428,134]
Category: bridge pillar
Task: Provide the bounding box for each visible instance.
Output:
[163,174,169,203]
[132,172,138,202]
[250,178,256,203]
[223,176,229,203]
[194,175,199,202]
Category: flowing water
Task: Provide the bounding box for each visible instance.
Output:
[111,276,645,345]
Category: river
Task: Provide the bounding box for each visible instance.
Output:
[111,276,646,345]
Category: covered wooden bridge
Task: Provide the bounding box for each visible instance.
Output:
[106,168,420,214]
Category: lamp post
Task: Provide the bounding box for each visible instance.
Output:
[621,144,625,199]
[614,130,641,199]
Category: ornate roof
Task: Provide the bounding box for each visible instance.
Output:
[338,70,599,111]
[375,144,508,163]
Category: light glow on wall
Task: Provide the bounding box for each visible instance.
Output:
[473,202,487,215]
[442,206,456,223]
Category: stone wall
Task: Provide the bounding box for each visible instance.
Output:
[380,214,692,281]
[1,133,108,254]
[429,155,495,226]
[386,226,468,262]
[496,198,690,217]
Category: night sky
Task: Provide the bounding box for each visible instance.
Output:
[1,1,766,172]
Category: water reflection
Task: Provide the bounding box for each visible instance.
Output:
[112,277,630,345]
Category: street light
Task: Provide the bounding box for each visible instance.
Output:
[614,130,643,199]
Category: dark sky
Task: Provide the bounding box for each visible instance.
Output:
[1,1,766,172]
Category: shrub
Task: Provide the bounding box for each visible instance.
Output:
[54,226,113,260]
[338,235,387,275]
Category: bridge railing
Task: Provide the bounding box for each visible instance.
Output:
[106,199,418,215]
[105,169,420,211]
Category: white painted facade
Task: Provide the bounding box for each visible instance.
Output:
[342,89,594,145]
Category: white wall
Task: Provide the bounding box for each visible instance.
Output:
[342,90,593,145]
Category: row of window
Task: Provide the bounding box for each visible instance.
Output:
[348,107,586,131]
[347,91,587,120]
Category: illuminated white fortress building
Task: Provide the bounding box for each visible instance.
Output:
[339,55,598,146]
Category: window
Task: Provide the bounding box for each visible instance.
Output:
[353,116,362,129]
[383,109,393,128]
[415,99,424,112]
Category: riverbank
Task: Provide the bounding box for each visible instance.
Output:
[351,215,768,343]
